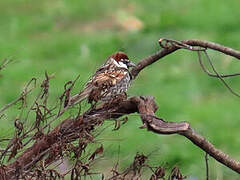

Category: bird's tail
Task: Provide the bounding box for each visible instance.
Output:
[69,87,92,106]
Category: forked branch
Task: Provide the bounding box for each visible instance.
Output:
[131,38,240,78]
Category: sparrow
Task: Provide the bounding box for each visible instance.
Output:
[70,52,136,105]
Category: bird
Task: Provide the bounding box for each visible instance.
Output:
[69,52,136,106]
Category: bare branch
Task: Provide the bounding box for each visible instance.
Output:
[131,38,240,98]
[131,46,179,78]
[182,39,240,59]
[131,38,240,78]
[132,96,240,174]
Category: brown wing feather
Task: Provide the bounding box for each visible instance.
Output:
[92,70,127,87]
[70,70,128,105]
[87,70,128,103]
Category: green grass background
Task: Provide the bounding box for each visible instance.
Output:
[0,0,240,179]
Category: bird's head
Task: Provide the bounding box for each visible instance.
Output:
[110,52,136,69]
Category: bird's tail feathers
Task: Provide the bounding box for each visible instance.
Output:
[69,87,92,106]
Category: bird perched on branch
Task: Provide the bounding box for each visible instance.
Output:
[70,52,136,105]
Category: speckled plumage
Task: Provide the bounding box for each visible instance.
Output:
[74,52,135,104]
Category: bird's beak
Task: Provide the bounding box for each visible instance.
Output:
[127,61,136,68]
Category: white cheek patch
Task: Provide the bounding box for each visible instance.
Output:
[112,58,128,69]
[118,61,128,69]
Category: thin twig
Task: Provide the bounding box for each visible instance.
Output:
[0,59,12,71]
[197,51,240,78]
[203,51,240,98]
[0,78,37,114]
[197,51,240,98]
[205,153,209,180]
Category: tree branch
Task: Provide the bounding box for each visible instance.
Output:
[131,39,240,78]
[130,96,240,174]
[180,128,240,173]
[3,96,240,179]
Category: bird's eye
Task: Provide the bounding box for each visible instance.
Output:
[120,59,129,64]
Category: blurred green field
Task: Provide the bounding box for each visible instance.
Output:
[1,0,240,179]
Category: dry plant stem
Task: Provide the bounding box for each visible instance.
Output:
[0,78,36,114]
[205,153,209,180]
[4,97,138,179]
[0,96,24,114]
[0,59,12,71]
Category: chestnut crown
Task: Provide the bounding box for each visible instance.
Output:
[110,52,135,69]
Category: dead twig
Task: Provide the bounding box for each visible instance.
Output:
[205,153,209,180]
[0,59,12,72]
[0,78,37,114]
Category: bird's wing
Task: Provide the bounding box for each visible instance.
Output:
[91,70,128,88]
[71,69,129,105]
